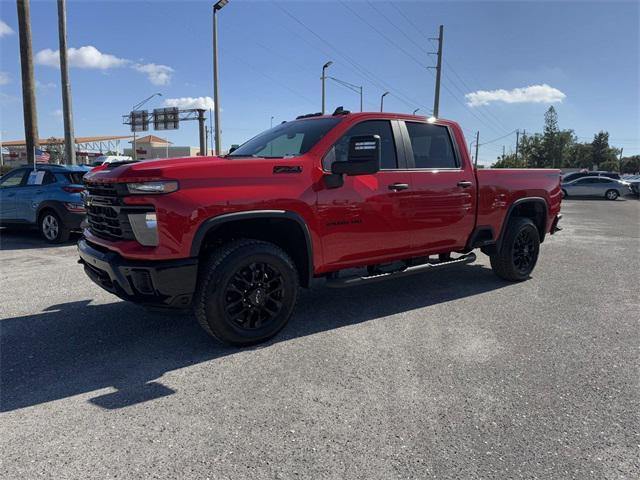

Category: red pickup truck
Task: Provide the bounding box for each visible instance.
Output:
[79,110,562,345]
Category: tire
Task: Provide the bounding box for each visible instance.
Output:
[561,189,568,198]
[39,210,70,243]
[605,189,619,200]
[194,239,299,346]
[490,217,540,282]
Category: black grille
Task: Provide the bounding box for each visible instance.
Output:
[84,181,136,241]
[86,204,134,240]
[85,182,118,198]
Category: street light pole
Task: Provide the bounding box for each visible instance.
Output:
[321,61,332,114]
[380,91,389,112]
[131,92,162,160]
[213,0,228,156]
[413,108,420,115]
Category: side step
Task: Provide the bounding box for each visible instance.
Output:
[326,252,477,288]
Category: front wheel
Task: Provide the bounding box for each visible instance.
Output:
[605,189,619,200]
[490,217,540,282]
[194,239,299,346]
[39,210,70,243]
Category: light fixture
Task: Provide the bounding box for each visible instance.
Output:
[214,0,228,11]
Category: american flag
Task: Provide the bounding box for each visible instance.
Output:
[35,148,50,163]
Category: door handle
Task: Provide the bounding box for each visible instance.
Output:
[388,183,409,191]
[457,181,473,188]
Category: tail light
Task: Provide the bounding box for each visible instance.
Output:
[63,186,84,193]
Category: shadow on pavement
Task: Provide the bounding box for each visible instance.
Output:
[1,264,509,412]
[0,228,80,251]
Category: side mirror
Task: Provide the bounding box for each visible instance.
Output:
[331,135,381,176]
[228,146,237,154]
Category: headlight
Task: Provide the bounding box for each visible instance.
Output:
[128,211,159,246]
[126,181,178,194]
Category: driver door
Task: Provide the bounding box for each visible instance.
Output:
[0,168,28,221]
[316,119,413,269]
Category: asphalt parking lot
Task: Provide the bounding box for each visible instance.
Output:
[1,198,638,479]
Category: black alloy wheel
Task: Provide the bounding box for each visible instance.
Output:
[223,261,285,331]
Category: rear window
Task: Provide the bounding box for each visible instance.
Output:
[63,172,86,184]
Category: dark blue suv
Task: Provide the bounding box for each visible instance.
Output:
[0,164,90,243]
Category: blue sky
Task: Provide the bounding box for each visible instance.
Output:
[1,0,638,164]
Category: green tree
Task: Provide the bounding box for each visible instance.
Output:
[566,143,593,168]
[492,153,523,168]
[599,160,619,173]
[591,132,618,168]
[620,155,640,174]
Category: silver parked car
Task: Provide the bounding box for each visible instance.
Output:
[561,176,631,200]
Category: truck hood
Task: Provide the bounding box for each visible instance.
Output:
[83,154,308,185]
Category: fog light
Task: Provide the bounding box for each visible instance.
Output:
[128,211,159,246]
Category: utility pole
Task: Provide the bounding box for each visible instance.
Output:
[197,109,206,156]
[521,129,527,167]
[57,0,76,165]
[321,61,333,114]
[502,145,505,159]
[359,86,363,112]
[474,131,480,166]
[380,91,389,112]
[515,129,520,161]
[212,0,228,156]
[619,147,623,173]
[16,0,39,165]
[432,25,444,118]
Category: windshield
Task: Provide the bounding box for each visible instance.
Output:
[228,117,342,159]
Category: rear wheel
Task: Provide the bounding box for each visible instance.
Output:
[561,189,568,198]
[194,239,299,346]
[39,210,70,243]
[605,189,619,200]
[490,217,540,282]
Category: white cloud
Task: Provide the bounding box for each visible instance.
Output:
[0,20,14,37]
[35,45,128,69]
[35,45,174,85]
[163,96,215,110]
[133,63,174,86]
[0,72,10,86]
[465,84,566,107]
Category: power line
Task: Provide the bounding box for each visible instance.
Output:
[480,130,518,146]
[273,2,429,112]
[339,0,427,71]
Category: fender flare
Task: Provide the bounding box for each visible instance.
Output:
[36,200,67,222]
[190,209,314,286]
[497,197,548,250]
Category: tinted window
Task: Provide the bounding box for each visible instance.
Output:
[323,120,397,170]
[405,122,457,169]
[576,178,599,184]
[229,117,341,159]
[596,178,613,183]
[0,169,27,187]
[62,172,86,184]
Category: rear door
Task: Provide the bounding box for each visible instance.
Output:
[400,121,476,253]
[0,169,28,221]
[15,170,57,222]
[317,119,414,268]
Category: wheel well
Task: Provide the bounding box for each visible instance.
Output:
[197,217,312,287]
[37,207,57,224]
[507,200,547,243]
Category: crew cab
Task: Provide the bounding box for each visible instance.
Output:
[78,110,562,345]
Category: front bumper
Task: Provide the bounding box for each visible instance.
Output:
[78,238,198,308]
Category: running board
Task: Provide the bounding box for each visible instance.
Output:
[325,252,477,288]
